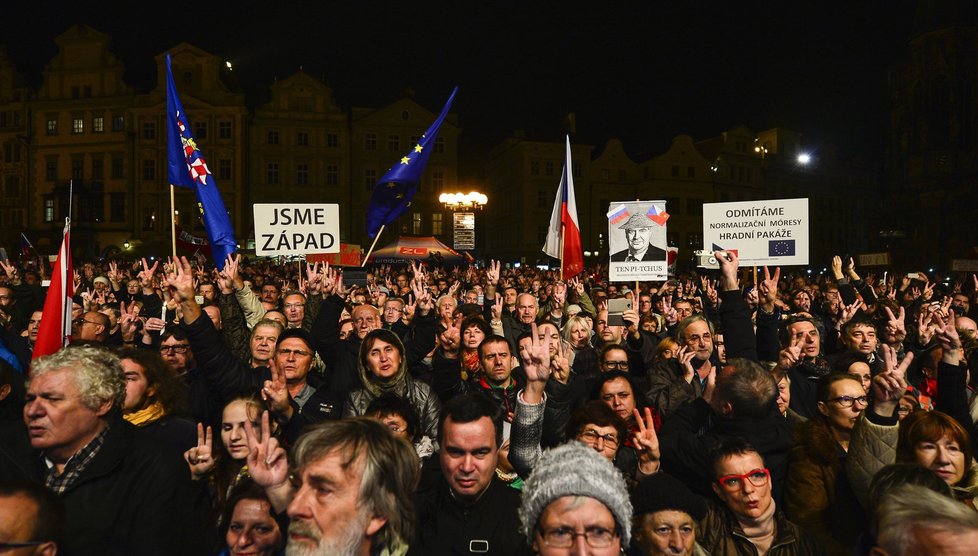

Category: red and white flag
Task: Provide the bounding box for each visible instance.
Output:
[543,135,584,280]
[32,222,72,359]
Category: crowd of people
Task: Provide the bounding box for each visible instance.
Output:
[1,251,978,555]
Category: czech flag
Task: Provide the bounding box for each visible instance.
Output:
[33,221,72,359]
[543,136,584,280]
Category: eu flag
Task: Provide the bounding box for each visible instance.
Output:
[768,239,796,257]
[366,87,458,238]
[165,53,237,270]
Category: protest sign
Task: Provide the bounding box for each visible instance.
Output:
[253,204,340,256]
[608,200,668,282]
[703,198,809,265]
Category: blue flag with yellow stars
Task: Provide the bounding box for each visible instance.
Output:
[165,53,237,270]
[366,87,458,238]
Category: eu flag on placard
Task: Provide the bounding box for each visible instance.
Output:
[769,239,796,257]
[366,87,458,238]
[165,53,236,270]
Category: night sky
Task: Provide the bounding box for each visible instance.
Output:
[2,1,912,176]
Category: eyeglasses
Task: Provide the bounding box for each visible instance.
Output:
[72,318,101,327]
[277,348,311,358]
[538,526,618,549]
[601,360,628,370]
[828,395,869,408]
[159,344,190,354]
[579,429,619,449]
[284,303,303,310]
[716,468,770,490]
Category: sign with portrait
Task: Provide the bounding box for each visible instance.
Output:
[702,198,809,265]
[608,200,669,282]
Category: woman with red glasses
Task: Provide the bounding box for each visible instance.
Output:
[699,437,821,555]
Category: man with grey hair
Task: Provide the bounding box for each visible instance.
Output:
[245,415,420,555]
[0,345,200,555]
[872,484,978,556]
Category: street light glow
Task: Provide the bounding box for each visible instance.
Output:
[797,153,811,165]
[439,192,488,209]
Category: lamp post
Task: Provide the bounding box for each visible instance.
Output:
[439,192,487,251]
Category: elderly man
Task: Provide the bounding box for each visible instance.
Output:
[0,346,200,554]
[610,214,667,262]
[246,416,421,555]
[71,310,109,343]
[520,441,633,555]
[872,484,978,556]
[631,472,709,556]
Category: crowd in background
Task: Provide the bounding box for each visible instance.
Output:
[1,251,977,555]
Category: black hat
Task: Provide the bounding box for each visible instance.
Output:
[631,472,707,521]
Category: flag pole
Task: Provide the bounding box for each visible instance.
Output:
[170,185,177,259]
[559,222,565,280]
[361,225,384,268]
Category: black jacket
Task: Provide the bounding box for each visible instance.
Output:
[0,417,206,555]
[412,474,528,555]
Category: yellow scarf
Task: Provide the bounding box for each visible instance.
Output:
[124,401,166,426]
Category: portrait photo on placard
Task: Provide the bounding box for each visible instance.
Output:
[608,200,669,281]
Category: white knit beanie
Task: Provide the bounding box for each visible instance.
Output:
[519,441,633,547]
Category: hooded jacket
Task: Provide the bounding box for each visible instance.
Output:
[344,331,442,439]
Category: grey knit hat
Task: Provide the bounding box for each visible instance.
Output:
[519,442,633,547]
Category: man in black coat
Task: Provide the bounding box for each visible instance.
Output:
[0,345,203,555]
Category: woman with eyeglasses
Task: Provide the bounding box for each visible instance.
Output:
[700,437,822,554]
[784,373,868,553]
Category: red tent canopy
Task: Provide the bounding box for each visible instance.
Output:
[366,236,469,265]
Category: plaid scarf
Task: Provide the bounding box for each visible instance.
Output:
[44,423,111,495]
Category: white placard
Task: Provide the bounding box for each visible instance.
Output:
[253,204,340,256]
[703,198,809,265]
[608,200,669,282]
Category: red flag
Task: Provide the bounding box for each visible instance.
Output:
[543,136,584,280]
[32,222,72,359]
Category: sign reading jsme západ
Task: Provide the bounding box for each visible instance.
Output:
[253,204,340,256]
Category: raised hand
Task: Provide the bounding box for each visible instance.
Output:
[881,343,914,382]
[244,411,289,492]
[716,250,740,291]
[550,338,570,385]
[870,372,907,418]
[262,357,292,419]
[553,282,567,307]
[183,423,215,480]
[138,258,158,289]
[777,334,804,371]
[759,266,781,311]
[633,407,661,475]
[918,310,937,346]
[437,322,461,356]
[164,256,196,304]
[837,300,863,328]
[486,260,501,285]
[883,306,907,344]
[522,323,553,403]
[933,309,964,365]
[831,255,844,280]
[491,296,503,321]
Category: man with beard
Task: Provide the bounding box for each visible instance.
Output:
[245,415,420,555]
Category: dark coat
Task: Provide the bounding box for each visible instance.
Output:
[699,500,825,556]
[785,419,866,555]
[412,474,529,555]
[610,245,667,262]
[0,417,206,556]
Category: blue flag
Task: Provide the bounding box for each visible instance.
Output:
[165,53,237,269]
[366,87,458,238]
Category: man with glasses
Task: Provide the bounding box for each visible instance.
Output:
[381,298,408,336]
[164,257,340,437]
[281,291,306,330]
[72,311,108,343]
[699,438,820,554]
[520,441,633,556]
